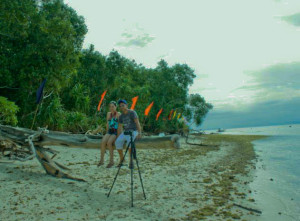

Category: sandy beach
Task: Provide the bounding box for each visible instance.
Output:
[0,134,267,220]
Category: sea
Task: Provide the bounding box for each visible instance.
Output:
[206,124,300,221]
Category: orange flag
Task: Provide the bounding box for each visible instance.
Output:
[130,96,139,110]
[156,108,163,121]
[172,110,177,119]
[97,90,107,111]
[168,109,174,120]
[144,101,154,116]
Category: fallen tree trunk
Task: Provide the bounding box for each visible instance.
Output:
[0,124,178,181]
[185,131,208,146]
[27,130,85,181]
[0,125,90,181]
[0,124,174,149]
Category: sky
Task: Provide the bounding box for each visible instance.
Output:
[65,0,300,129]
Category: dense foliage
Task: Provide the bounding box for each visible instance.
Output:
[0,96,19,126]
[0,0,213,133]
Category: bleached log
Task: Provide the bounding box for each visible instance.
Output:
[0,125,86,181]
[0,124,181,181]
[0,124,176,149]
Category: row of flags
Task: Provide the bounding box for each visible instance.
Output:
[35,80,185,123]
[97,90,185,122]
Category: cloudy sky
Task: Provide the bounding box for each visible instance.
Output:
[65,0,300,129]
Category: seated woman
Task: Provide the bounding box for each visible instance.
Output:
[97,101,120,168]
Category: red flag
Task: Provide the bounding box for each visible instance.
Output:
[168,109,174,120]
[130,96,138,110]
[97,90,107,111]
[144,101,154,116]
[156,108,163,121]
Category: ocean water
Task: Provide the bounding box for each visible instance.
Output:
[219,124,300,221]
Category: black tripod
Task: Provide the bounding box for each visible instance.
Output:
[107,131,146,207]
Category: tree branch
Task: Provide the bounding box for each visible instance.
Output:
[43,91,53,99]
[0,86,19,90]
[0,32,14,39]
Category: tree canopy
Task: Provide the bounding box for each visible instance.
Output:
[0,0,213,133]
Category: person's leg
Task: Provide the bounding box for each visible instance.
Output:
[98,134,110,166]
[123,134,131,160]
[117,150,123,165]
[115,132,126,166]
[125,131,138,155]
[106,134,116,168]
[124,131,138,168]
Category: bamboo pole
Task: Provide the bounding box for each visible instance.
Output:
[31,103,40,130]
[141,116,147,132]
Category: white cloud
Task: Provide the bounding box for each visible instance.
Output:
[235,62,300,103]
[281,12,300,26]
[116,25,155,48]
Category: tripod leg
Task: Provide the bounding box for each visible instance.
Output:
[107,142,131,198]
[135,156,147,199]
[130,146,134,207]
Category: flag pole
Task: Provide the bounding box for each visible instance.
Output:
[31,103,40,130]
[141,116,147,132]
[32,78,46,130]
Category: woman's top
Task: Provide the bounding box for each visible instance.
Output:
[108,112,118,134]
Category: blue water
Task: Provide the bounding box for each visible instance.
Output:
[220,124,300,221]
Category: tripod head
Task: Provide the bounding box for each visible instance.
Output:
[124,130,133,136]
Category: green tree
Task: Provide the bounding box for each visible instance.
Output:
[0,0,213,133]
[0,0,87,127]
[63,45,107,114]
[185,94,213,126]
[0,96,19,126]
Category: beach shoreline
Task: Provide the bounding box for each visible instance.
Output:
[248,137,300,221]
[0,134,266,220]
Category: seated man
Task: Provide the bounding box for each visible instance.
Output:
[115,99,142,168]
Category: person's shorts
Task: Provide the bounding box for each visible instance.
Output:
[115,131,138,150]
[108,129,117,135]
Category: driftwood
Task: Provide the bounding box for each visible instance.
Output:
[0,124,178,181]
[171,134,181,148]
[0,125,88,181]
[0,124,102,149]
[233,203,262,214]
[27,130,85,181]
[0,160,14,163]
[0,125,174,149]
[185,131,208,146]
[85,125,105,136]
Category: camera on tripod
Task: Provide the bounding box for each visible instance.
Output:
[124,130,133,136]
[107,129,146,207]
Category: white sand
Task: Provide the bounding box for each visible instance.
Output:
[0,138,258,220]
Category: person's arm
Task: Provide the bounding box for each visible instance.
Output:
[117,123,123,138]
[134,118,142,139]
[117,113,123,137]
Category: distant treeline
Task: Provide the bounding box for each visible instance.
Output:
[0,0,213,133]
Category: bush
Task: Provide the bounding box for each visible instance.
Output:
[64,111,90,133]
[38,96,66,130]
[0,96,19,126]
[34,95,103,133]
